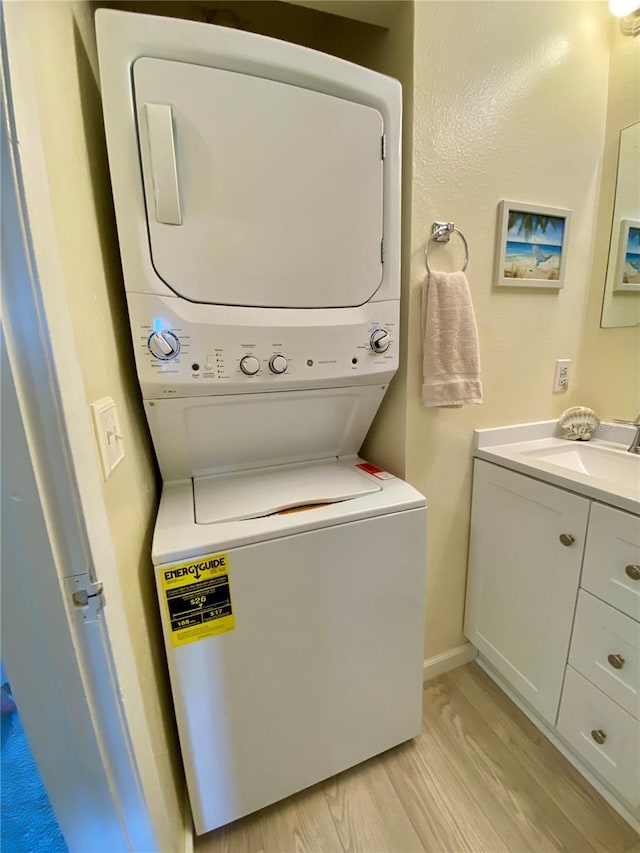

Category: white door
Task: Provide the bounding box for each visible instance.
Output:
[133,58,384,308]
[464,461,590,725]
[0,332,136,852]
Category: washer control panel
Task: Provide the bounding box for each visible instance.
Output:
[128,294,398,399]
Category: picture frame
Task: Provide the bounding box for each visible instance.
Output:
[495,201,571,289]
[613,219,640,292]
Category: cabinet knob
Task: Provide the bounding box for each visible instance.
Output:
[591,729,607,745]
[559,533,575,547]
[607,654,625,670]
[625,564,640,581]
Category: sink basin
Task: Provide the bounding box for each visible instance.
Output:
[520,442,640,492]
[475,422,640,514]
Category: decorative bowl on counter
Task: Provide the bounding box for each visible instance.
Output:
[558,407,600,441]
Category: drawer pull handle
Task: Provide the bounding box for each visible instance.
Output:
[625,564,640,581]
[559,533,575,547]
[591,729,607,745]
[607,654,625,670]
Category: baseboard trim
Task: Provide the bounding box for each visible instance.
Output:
[423,642,477,682]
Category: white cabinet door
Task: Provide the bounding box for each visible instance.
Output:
[465,461,590,725]
[133,58,384,309]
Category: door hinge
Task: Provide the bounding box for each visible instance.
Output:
[66,574,105,621]
[381,134,386,160]
[380,239,384,264]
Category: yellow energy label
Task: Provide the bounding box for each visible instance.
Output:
[160,552,235,647]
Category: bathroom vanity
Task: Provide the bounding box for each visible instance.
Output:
[464,421,640,828]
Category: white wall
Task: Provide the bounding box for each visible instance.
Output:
[405,1,611,658]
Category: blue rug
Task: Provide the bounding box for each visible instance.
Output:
[1,708,67,852]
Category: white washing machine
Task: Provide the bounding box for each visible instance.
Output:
[154,460,425,833]
[96,9,426,835]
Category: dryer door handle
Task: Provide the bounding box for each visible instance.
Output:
[144,103,182,226]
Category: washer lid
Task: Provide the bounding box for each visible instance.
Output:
[194,461,381,524]
[133,58,384,308]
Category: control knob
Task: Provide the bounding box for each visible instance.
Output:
[148,330,180,360]
[240,355,260,376]
[269,354,288,374]
[370,329,391,354]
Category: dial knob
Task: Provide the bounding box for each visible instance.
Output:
[370,329,391,353]
[269,354,288,374]
[240,355,260,376]
[148,331,180,360]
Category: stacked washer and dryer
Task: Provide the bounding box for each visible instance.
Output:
[97,9,426,836]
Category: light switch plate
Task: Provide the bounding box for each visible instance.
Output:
[90,397,124,481]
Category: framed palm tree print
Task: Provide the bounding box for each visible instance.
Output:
[496,201,571,289]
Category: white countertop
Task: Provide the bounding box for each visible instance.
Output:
[474,421,640,515]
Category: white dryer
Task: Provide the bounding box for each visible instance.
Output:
[96,9,426,835]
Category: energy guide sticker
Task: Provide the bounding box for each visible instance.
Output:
[160,553,234,647]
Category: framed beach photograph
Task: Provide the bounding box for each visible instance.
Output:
[496,201,571,289]
[613,219,640,292]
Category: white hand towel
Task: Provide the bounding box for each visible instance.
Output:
[422,270,482,407]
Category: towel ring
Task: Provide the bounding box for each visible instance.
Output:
[424,221,469,274]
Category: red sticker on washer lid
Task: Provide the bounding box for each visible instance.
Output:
[356,462,394,480]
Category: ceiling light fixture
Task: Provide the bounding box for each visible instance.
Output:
[609,0,640,35]
[609,0,639,14]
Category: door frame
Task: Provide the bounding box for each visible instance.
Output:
[1,6,184,850]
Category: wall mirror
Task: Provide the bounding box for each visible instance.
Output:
[601,121,640,328]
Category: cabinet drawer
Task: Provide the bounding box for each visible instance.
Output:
[581,503,640,622]
[569,590,640,719]
[557,666,640,812]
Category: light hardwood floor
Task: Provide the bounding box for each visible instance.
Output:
[195,663,639,853]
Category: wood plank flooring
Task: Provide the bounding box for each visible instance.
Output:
[195,663,639,853]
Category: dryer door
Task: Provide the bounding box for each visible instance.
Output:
[133,58,384,309]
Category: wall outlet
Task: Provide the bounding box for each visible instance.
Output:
[552,359,571,393]
[90,397,124,481]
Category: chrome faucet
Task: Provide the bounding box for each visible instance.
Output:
[614,414,640,453]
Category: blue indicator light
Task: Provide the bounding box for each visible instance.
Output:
[153,317,164,332]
